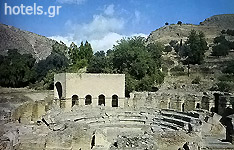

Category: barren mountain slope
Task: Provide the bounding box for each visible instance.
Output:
[0,24,56,61]
[201,14,234,29]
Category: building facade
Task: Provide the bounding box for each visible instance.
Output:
[54,73,125,109]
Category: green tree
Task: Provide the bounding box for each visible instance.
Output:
[212,35,230,57]
[87,51,110,73]
[68,42,79,65]
[211,44,229,56]
[0,49,36,87]
[79,41,93,62]
[112,36,164,95]
[68,41,93,72]
[213,35,228,44]
[36,51,69,81]
[180,30,208,65]
[223,60,234,74]
[177,21,182,25]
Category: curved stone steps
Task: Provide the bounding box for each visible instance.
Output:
[161,116,189,128]
[161,109,199,118]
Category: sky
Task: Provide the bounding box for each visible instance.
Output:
[0,0,234,52]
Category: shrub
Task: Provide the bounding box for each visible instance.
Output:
[216,81,232,92]
[170,66,184,72]
[192,76,201,84]
[221,30,226,34]
[211,44,229,56]
[227,29,234,36]
[223,61,234,74]
[169,40,178,48]
[213,36,227,44]
[170,66,186,76]
[177,21,182,25]
[164,46,172,53]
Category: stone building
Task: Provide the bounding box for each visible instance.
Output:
[54,73,125,110]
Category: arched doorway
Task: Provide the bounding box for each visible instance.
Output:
[55,82,62,99]
[196,103,200,109]
[98,94,105,106]
[72,95,78,107]
[112,95,118,107]
[182,103,185,112]
[85,95,92,105]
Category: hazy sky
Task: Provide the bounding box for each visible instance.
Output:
[1,0,234,51]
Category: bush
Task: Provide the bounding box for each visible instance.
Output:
[222,61,234,74]
[170,66,186,76]
[221,30,226,34]
[164,46,172,53]
[213,35,228,44]
[211,44,229,56]
[216,82,232,92]
[170,66,184,72]
[227,29,234,36]
[191,76,201,84]
[218,74,234,82]
[177,21,182,25]
[165,22,169,25]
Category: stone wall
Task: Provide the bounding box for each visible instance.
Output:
[127,91,233,113]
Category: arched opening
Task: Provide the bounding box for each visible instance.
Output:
[168,102,171,109]
[214,93,220,113]
[196,103,200,109]
[72,95,78,107]
[112,95,118,107]
[98,94,105,106]
[202,96,209,110]
[182,103,185,112]
[55,82,62,99]
[183,142,190,150]
[85,95,92,105]
[91,135,95,149]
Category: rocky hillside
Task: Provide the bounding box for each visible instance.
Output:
[147,14,234,93]
[0,24,56,61]
[201,14,234,30]
[147,14,234,45]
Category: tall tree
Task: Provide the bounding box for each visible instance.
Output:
[68,42,79,65]
[180,30,208,65]
[112,36,164,95]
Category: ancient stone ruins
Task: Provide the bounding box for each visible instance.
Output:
[1,73,234,150]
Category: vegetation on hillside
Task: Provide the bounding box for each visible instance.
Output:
[0,49,36,87]
[0,36,164,95]
[179,30,208,65]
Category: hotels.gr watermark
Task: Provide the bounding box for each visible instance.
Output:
[4,3,62,17]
